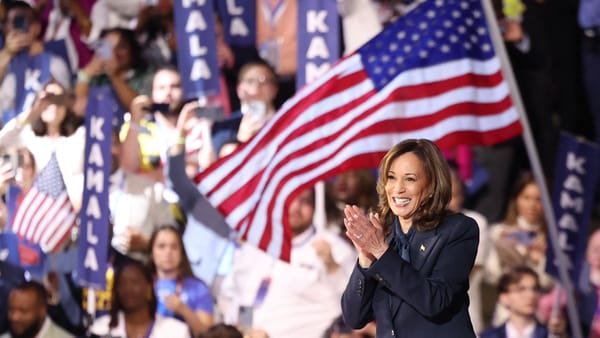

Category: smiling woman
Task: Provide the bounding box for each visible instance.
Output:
[341,138,480,338]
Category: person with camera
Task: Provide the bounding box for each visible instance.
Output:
[0,1,71,123]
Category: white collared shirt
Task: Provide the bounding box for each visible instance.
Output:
[505,321,536,338]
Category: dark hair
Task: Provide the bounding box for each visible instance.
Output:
[109,260,157,328]
[237,60,278,86]
[100,28,148,73]
[4,1,35,21]
[497,265,540,294]
[12,280,47,307]
[200,323,243,338]
[503,171,545,229]
[148,225,195,281]
[376,139,451,234]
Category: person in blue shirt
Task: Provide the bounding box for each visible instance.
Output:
[149,224,214,337]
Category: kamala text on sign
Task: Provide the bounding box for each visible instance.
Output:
[174,0,220,98]
[217,0,256,46]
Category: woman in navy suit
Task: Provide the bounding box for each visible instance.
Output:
[341,139,479,337]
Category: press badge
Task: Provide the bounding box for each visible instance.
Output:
[259,40,280,72]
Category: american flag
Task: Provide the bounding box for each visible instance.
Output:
[196,0,522,261]
[11,153,77,253]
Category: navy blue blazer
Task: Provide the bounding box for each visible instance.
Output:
[341,213,479,338]
[479,322,549,338]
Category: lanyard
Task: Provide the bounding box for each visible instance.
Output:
[261,0,286,30]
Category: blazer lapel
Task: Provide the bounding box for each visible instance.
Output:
[409,229,440,271]
[389,229,441,321]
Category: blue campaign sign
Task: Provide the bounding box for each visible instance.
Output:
[12,52,52,119]
[75,86,113,289]
[297,0,340,89]
[216,0,256,46]
[546,132,600,284]
[173,0,220,99]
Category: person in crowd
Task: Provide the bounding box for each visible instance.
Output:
[40,0,95,72]
[121,66,214,180]
[149,224,214,336]
[341,138,479,337]
[74,27,153,117]
[1,280,73,338]
[0,80,84,212]
[209,60,278,163]
[85,0,141,46]
[0,0,71,121]
[166,105,355,337]
[135,0,175,68]
[89,259,191,338]
[109,124,175,263]
[448,160,490,333]
[479,266,567,338]
[217,187,356,338]
[199,323,244,338]
[325,169,378,240]
[484,171,554,326]
[578,228,600,337]
[254,0,297,108]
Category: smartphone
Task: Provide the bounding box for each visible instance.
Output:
[96,39,113,60]
[195,106,225,121]
[242,100,267,123]
[46,92,69,106]
[151,103,171,114]
[1,153,19,178]
[12,15,29,32]
[238,306,253,332]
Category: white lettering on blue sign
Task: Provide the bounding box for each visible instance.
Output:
[560,191,584,213]
[307,10,329,33]
[82,115,107,272]
[186,10,207,32]
[226,0,243,15]
[230,17,250,36]
[305,63,330,84]
[304,10,332,85]
[566,152,586,174]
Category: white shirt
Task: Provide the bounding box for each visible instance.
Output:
[505,321,536,338]
[89,312,191,338]
[109,170,175,262]
[218,226,356,338]
[0,121,85,211]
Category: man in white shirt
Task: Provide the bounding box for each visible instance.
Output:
[218,187,357,338]
[1,280,73,338]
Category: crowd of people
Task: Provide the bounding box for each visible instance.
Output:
[0,0,599,337]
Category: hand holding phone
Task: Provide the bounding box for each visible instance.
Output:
[96,39,113,61]
[242,101,267,124]
[238,306,254,332]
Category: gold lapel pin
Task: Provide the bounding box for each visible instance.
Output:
[420,244,426,252]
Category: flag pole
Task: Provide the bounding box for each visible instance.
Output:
[480,0,583,337]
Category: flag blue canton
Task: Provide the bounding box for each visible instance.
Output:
[360,0,496,90]
[34,153,65,199]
